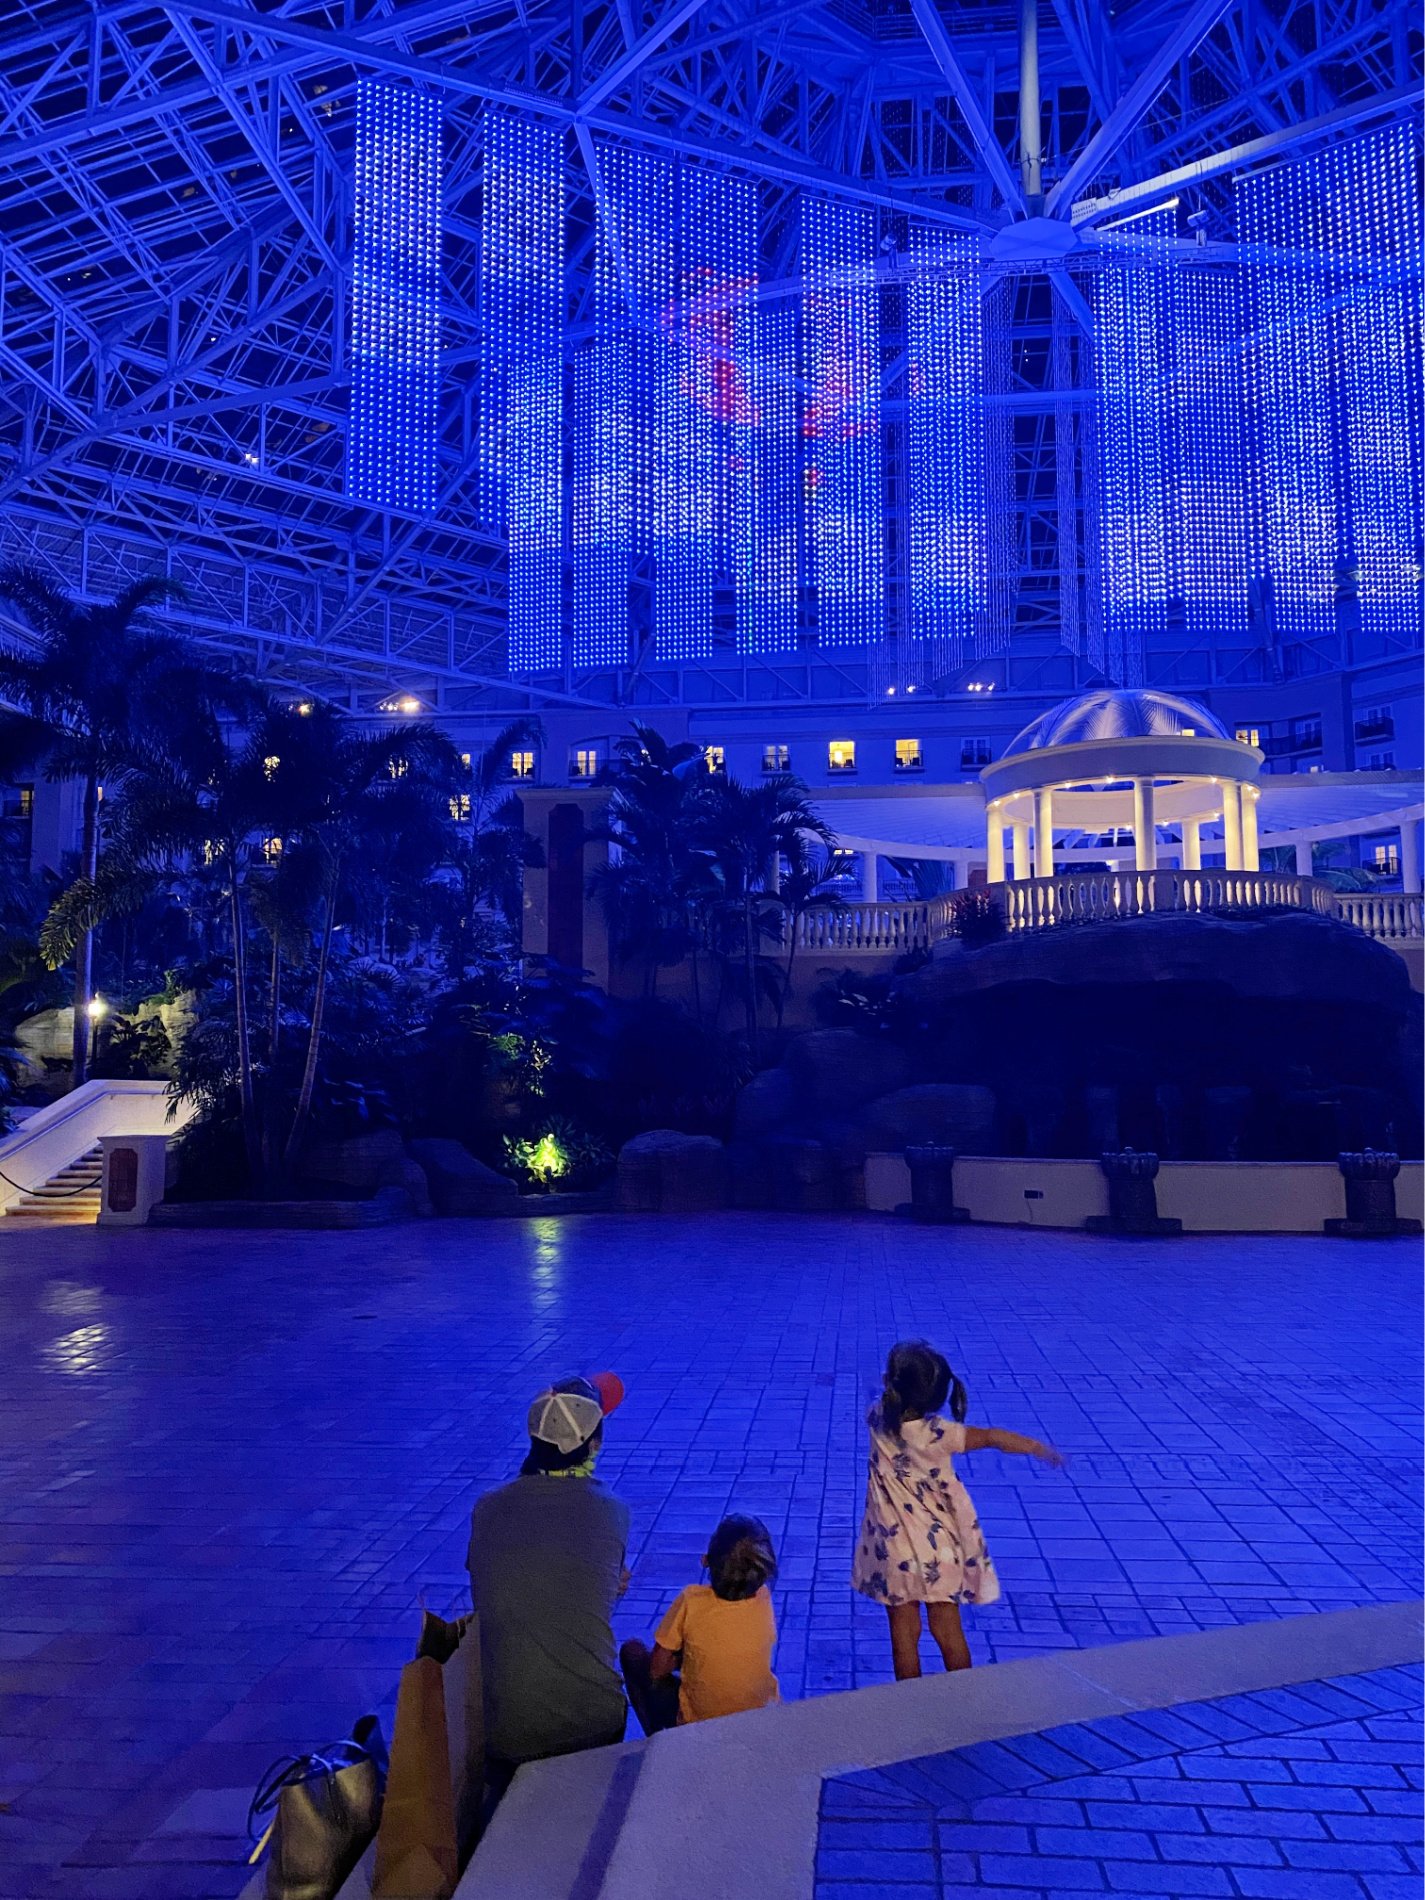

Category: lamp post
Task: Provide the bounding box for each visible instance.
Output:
[86,995,107,1074]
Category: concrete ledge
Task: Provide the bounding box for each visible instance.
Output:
[592,1601,1423,1900]
[149,1186,414,1228]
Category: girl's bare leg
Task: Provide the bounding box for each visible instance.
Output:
[926,1600,972,1671]
[887,1602,924,1680]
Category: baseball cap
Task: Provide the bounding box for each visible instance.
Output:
[527,1372,625,1454]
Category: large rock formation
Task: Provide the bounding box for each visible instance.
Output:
[617,1130,728,1212]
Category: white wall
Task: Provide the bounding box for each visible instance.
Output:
[864,1152,1425,1234]
[0,1081,193,1211]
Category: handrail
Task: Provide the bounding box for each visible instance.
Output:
[1336,892,1424,941]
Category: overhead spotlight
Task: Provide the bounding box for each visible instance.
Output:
[886,684,896,695]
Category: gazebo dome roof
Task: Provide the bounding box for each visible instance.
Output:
[1003,689,1229,757]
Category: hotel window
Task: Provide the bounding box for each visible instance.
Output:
[894,739,923,773]
[4,785,35,819]
[1374,842,1400,875]
[571,746,601,781]
[262,836,283,865]
[705,746,726,775]
[762,744,789,773]
[1368,751,1396,771]
[263,754,280,781]
[510,750,535,781]
[1356,707,1394,741]
[960,737,992,770]
[1234,725,1261,748]
[1290,715,1323,751]
[449,793,471,823]
[828,739,856,773]
[387,756,409,779]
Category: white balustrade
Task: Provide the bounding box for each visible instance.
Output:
[795,902,931,954]
[1336,892,1425,941]
[989,868,1339,934]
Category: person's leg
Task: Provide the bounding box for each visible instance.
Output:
[619,1638,680,1735]
[926,1600,972,1672]
[887,1602,924,1680]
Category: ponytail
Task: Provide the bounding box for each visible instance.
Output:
[875,1340,965,1437]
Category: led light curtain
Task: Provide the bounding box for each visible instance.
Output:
[1170,260,1249,646]
[744,301,800,656]
[572,145,637,670]
[349,82,441,512]
[907,229,984,670]
[803,199,884,648]
[483,113,564,674]
[1241,121,1421,653]
[1092,210,1174,686]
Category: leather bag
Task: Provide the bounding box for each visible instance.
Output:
[250,1713,388,1900]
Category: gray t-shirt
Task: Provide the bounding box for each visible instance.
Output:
[467,1474,630,1763]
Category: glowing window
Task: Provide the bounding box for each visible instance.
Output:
[828,740,856,773]
[571,747,601,780]
[1374,842,1400,873]
[510,750,536,780]
[894,739,923,772]
[1235,726,1261,748]
[263,754,280,781]
[262,836,283,864]
[705,746,726,775]
[388,757,409,779]
[17,786,33,817]
[762,744,789,773]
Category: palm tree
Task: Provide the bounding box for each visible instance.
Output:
[697,773,834,1059]
[775,833,848,1023]
[439,716,545,972]
[587,723,715,1000]
[0,564,245,1087]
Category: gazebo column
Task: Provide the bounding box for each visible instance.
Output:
[861,852,879,902]
[1011,821,1032,881]
[1295,838,1314,877]
[1181,819,1201,871]
[1240,786,1260,871]
[1131,779,1157,872]
[1401,820,1421,893]
[1033,789,1055,878]
[1221,783,1244,871]
[986,812,1006,884]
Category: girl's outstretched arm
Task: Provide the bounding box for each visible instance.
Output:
[962,1426,1064,1466]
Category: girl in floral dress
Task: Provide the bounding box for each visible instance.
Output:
[853,1340,1063,1679]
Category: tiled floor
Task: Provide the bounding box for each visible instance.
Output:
[0,1216,1418,1897]
[816,1661,1425,1900]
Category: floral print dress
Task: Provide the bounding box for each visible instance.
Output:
[852,1410,1000,1607]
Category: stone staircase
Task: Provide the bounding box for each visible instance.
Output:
[3,1144,103,1222]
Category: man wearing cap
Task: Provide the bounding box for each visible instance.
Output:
[467,1373,629,1786]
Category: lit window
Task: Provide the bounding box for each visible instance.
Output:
[1374,842,1400,874]
[960,737,992,769]
[828,740,856,773]
[460,752,472,769]
[450,794,471,822]
[1235,726,1261,747]
[263,754,280,781]
[510,750,535,780]
[17,786,33,817]
[388,757,409,779]
[705,746,726,775]
[762,744,789,773]
[262,836,283,864]
[571,747,601,780]
[894,739,923,772]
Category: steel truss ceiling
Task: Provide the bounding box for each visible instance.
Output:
[0,0,1416,713]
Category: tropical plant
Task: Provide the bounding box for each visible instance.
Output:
[946,887,1006,949]
[434,717,545,970]
[587,723,715,1000]
[774,834,848,1024]
[696,773,834,1059]
[502,1116,612,1194]
[0,564,248,1086]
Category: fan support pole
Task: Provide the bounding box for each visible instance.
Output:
[1018,0,1043,214]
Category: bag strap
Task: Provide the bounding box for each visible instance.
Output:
[248,1740,376,1842]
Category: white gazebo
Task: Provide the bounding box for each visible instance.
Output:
[980,688,1263,881]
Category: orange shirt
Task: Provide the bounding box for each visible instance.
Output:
[654,1584,780,1725]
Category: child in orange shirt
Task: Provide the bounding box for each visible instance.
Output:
[621,1515,780,1733]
